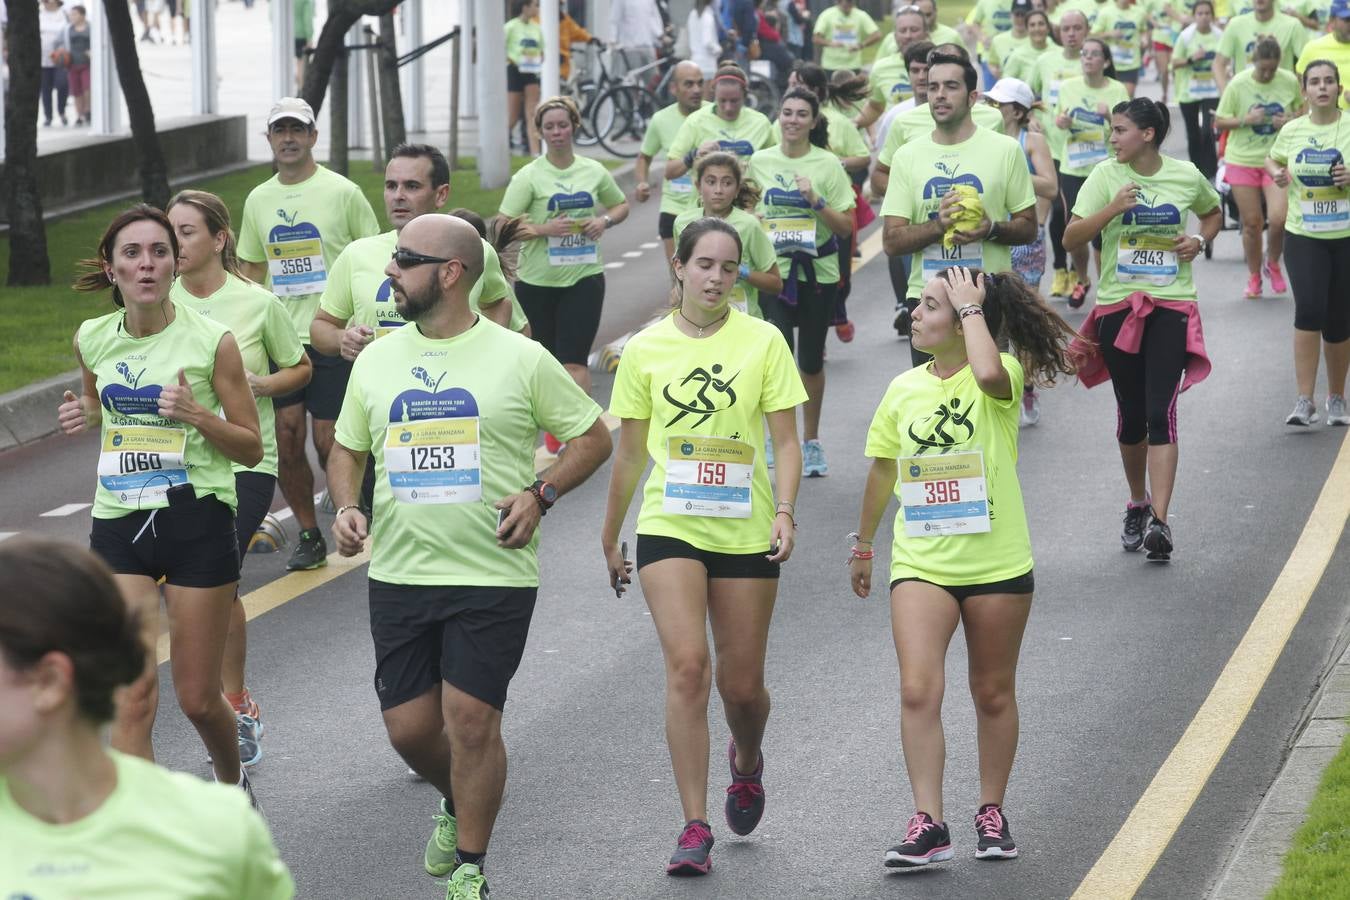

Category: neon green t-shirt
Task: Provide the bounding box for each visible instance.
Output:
[1216,66,1303,164]
[991,29,1031,72]
[1094,3,1149,71]
[1057,0,1113,25]
[317,230,527,337]
[1269,112,1350,239]
[640,102,704,216]
[814,5,879,70]
[869,53,914,108]
[1216,11,1307,71]
[0,752,293,899]
[966,0,1016,36]
[504,17,544,73]
[170,275,304,478]
[748,144,856,284]
[1147,0,1181,48]
[334,318,601,586]
[1296,33,1350,110]
[882,126,1037,300]
[878,102,1006,172]
[770,106,870,160]
[673,205,780,317]
[1072,156,1221,303]
[668,105,776,167]
[929,22,965,47]
[608,311,807,554]
[1054,76,1131,175]
[77,300,239,518]
[499,154,627,288]
[864,354,1031,585]
[1029,51,1085,158]
[1003,41,1054,82]
[1173,26,1224,103]
[236,165,381,342]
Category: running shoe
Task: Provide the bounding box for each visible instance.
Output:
[1121,501,1151,552]
[425,799,459,877]
[885,812,954,867]
[666,820,714,876]
[1143,515,1173,562]
[1068,280,1090,309]
[1264,260,1287,294]
[446,862,489,900]
[1286,396,1319,427]
[836,320,856,342]
[1020,388,1041,427]
[1050,268,1070,297]
[893,306,912,339]
[230,690,262,723]
[239,770,262,815]
[285,528,328,571]
[802,440,829,477]
[543,432,563,455]
[973,803,1019,859]
[237,714,263,768]
[725,740,766,836]
[1326,395,1350,426]
[1244,273,1262,299]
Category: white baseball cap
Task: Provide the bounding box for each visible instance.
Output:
[267,97,316,128]
[984,78,1034,109]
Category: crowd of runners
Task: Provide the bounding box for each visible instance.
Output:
[4,0,1350,896]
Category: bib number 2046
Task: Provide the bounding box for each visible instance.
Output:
[409,445,456,470]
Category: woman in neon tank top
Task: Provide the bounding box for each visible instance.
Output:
[55,206,264,800]
[848,266,1078,868]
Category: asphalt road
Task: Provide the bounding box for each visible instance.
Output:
[3,160,1349,900]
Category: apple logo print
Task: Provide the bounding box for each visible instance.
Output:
[547,182,596,215]
[388,366,481,422]
[921,161,984,220]
[765,174,809,210]
[1121,190,1181,227]
[374,277,405,330]
[100,361,163,416]
[1293,145,1343,186]
[716,129,755,157]
[1252,102,1285,137]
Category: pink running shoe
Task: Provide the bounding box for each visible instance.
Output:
[1244,273,1262,299]
[1264,260,1287,293]
[666,820,714,875]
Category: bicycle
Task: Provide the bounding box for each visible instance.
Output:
[589,49,678,157]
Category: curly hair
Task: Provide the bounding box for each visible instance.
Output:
[693,151,763,211]
[944,269,1081,387]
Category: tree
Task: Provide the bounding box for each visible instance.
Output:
[4,0,52,286]
[301,0,403,115]
[376,12,407,160]
[102,0,170,209]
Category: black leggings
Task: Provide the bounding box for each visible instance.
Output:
[1179,99,1219,184]
[233,471,277,567]
[1051,168,1100,269]
[1096,306,1190,446]
[758,280,837,375]
[40,66,69,122]
[888,253,910,307]
[515,273,605,366]
[1284,233,1350,343]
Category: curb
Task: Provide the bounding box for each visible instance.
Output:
[0,370,81,452]
[1209,632,1350,899]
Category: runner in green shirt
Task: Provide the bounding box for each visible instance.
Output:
[813,0,881,72]
[635,61,707,268]
[505,0,544,154]
[1092,0,1150,94]
[989,0,1033,79]
[962,0,1016,83]
[1172,0,1223,182]
[857,5,928,129]
[1265,58,1350,426]
[1213,0,1307,92]
[1003,9,1055,82]
[329,214,611,900]
[873,2,928,61]
[917,0,965,48]
[1295,5,1350,111]
[666,63,775,183]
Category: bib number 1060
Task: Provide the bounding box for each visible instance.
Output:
[697,462,727,485]
[117,451,163,474]
[923,479,960,503]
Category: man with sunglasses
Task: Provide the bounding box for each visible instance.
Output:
[237,97,380,573]
[328,213,612,900]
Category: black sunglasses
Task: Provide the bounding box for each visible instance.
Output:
[391,248,454,269]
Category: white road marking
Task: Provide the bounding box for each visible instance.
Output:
[40,503,92,517]
[640,242,660,249]
[605,261,625,269]
[0,532,18,542]
[621,251,643,258]
[270,492,325,524]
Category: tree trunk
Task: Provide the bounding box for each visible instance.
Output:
[3,0,51,285]
[301,0,403,115]
[377,12,406,159]
[329,47,350,175]
[102,0,170,208]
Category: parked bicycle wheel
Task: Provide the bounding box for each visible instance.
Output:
[573,79,601,146]
[745,74,780,120]
[592,84,661,158]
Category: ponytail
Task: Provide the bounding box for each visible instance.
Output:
[166,190,244,279]
[949,270,1081,387]
[1112,97,1170,146]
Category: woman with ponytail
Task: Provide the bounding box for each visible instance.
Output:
[1065,97,1222,562]
[167,190,313,766]
[848,266,1077,869]
[0,537,293,896]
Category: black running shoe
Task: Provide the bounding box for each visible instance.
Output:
[885,812,953,867]
[286,528,328,571]
[973,803,1018,859]
[1121,503,1151,552]
[724,740,765,836]
[1143,516,1173,562]
[666,820,714,876]
[893,306,912,339]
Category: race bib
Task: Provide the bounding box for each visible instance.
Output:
[1066,111,1109,168]
[517,48,543,74]
[1298,186,1350,234]
[1047,79,1063,107]
[897,450,990,537]
[921,239,984,279]
[384,417,482,504]
[98,425,188,507]
[834,26,859,49]
[764,215,817,256]
[1117,232,1179,286]
[266,224,327,297]
[547,220,599,266]
[663,436,754,519]
[668,173,694,195]
[1188,69,1218,99]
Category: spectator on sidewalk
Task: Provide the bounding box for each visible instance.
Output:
[295,0,314,89]
[756,0,797,87]
[558,7,597,81]
[689,0,723,77]
[781,0,814,60]
[64,4,91,126]
[610,0,667,73]
[39,0,70,128]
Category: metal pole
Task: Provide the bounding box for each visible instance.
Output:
[540,0,560,101]
[191,0,218,114]
[460,0,477,117]
[449,30,462,169]
[365,27,383,169]
[348,22,367,149]
[403,0,426,132]
[91,0,122,135]
[475,0,511,187]
[272,0,295,98]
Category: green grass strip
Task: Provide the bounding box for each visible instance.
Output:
[1267,721,1350,900]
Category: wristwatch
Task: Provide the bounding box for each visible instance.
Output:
[527,479,557,514]
[602,214,614,229]
[987,220,1001,243]
[1190,233,1208,253]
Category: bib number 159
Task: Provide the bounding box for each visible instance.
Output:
[697,461,727,485]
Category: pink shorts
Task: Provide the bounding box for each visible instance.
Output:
[1223,162,1273,188]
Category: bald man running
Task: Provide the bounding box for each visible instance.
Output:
[328,214,613,900]
[636,60,710,267]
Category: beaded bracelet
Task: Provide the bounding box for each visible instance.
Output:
[958,305,985,320]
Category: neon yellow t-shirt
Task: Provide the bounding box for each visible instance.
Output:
[1093,3,1149,72]
[991,29,1030,72]
[77,300,239,518]
[1029,51,1085,157]
[1072,156,1221,303]
[878,102,1006,173]
[499,154,627,288]
[1003,41,1055,82]
[673,205,780,317]
[608,311,807,554]
[1216,11,1307,71]
[869,53,913,108]
[747,144,856,284]
[1269,112,1350,239]
[770,106,870,160]
[170,274,304,478]
[814,5,880,70]
[0,751,293,898]
[317,230,527,337]
[640,102,705,216]
[1215,66,1303,165]
[668,105,776,167]
[881,126,1037,299]
[1173,26,1224,103]
[1296,33,1350,110]
[334,318,601,586]
[864,354,1031,585]
[504,17,544,73]
[236,165,381,342]
[966,0,1016,37]
[1054,76,1131,175]
[929,22,965,47]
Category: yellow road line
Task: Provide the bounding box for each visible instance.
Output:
[1072,431,1350,899]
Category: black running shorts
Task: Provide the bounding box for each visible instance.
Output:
[636,534,781,580]
[274,345,351,420]
[90,495,240,588]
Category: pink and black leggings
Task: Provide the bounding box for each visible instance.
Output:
[1096,305,1189,446]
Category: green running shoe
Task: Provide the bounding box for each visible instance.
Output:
[446,862,489,899]
[424,799,458,877]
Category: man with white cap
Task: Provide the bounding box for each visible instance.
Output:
[237,97,380,576]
